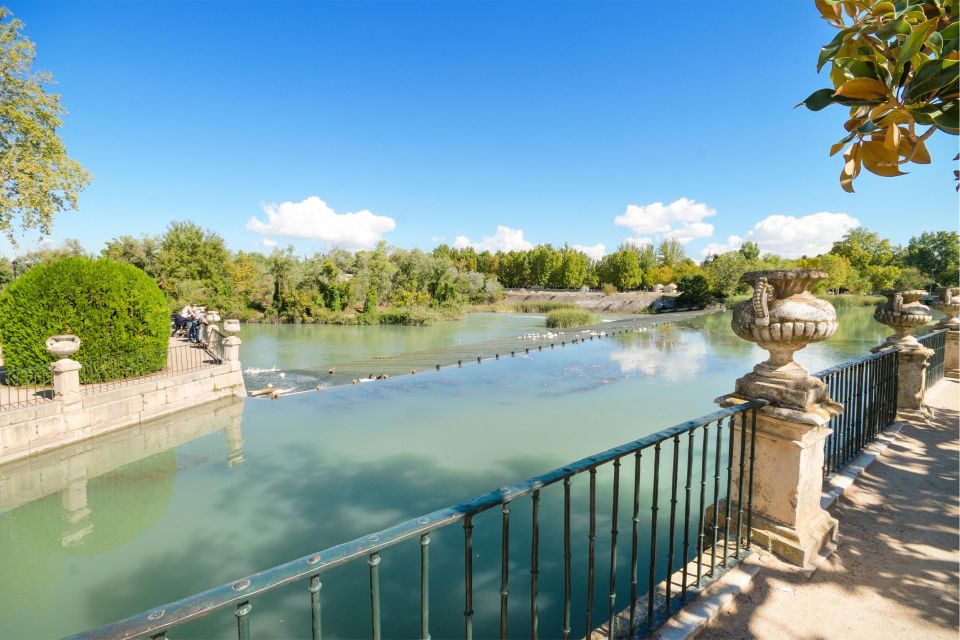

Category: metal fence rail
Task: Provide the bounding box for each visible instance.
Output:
[81,342,224,394]
[919,329,946,389]
[66,400,765,640]
[0,365,54,410]
[815,349,898,477]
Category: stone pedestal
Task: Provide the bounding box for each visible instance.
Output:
[50,358,82,407]
[721,269,841,568]
[895,341,934,420]
[224,336,242,363]
[933,288,959,380]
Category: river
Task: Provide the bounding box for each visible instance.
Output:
[0,307,935,639]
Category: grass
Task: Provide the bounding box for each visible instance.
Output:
[513,301,578,313]
[545,308,599,328]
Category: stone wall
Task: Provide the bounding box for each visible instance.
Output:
[0,360,246,465]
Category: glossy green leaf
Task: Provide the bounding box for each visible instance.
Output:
[897,19,937,75]
[797,88,839,111]
[931,101,959,134]
[877,17,912,39]
[903,59,960,101]
[818,28,853,71]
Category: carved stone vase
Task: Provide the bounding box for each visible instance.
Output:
[872,290,932,350]
[45,335,81,359]
[223,319,241,335]
[730,270,840,415]
[933,287,960,330]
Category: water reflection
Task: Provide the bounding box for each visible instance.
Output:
[609,325,709,381]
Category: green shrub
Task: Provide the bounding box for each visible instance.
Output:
[676,275,712,308]
[545,308,598,328]
[601,283,617,296]
[0,257,168,383]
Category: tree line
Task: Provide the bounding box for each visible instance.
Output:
[0,223,954,324]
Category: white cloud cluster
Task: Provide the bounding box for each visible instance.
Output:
[246,196,396,250]
[700,212,859,258]
[614,198,716,245]
[453,225,533,252]
[573,243,606,260]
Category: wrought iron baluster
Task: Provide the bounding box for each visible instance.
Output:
[710,420,722,576]
[746,409,759,550]
[500,502,510,640]
[723,415,735,565]
[735,411,747,558]
[464,516,474,640]
[628,451,642,638]
[420,534,430,640]
[369,552,382,640]
[235,601,252,640]
[586,468,597,634]
[665,435,680,615]
[309,576,322,640]
[680,430,694,604]
[531,490,540,640]
[647,443,661,626]
[562,478,572,640]
[607,459,621,640]
[695,423,710,586]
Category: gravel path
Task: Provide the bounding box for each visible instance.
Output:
[700,379,960,640]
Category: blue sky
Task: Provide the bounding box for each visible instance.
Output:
[5,0,958,260]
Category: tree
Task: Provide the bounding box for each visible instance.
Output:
[155,221,230,295]
[102,235,160,276]
[528,245,562,287]
[597,247,642,291]
[677,275,712,308]
[903,230,959,285]
[0,8,91,242]
[799,0,959,191]
[738,241,761,262]
[656,239,686,269]
[266,246,297,311]
[703,251,750,298]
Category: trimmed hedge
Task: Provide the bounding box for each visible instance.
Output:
[0,258,169,382]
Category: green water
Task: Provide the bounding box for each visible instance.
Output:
[0,308,936,639]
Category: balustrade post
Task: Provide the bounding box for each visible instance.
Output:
[934,287,959,380]
[223,319,242,366]
[872,290,934,419]
[717,270,840,568]
[46,335,83,407]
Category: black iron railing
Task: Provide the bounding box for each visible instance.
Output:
[919,329,946,389]
[81,341,224,394]
[815,349,899,477]
[66,401,765,640]
[0,365,54,410]
[206,326,226,364]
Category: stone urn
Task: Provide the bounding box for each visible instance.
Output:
[223,319,241,335]
[732,270,838,381]
[933,287,960,330]
[728,270,840,414]
[207,310,222,323]
[872,290,932,350]
[45,334,81,359]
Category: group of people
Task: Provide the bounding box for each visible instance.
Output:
[173,304,208,344]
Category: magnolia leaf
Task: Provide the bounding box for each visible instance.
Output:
[883,122,901,150]
[862,140,906,176]
[897,18,938,76]
[931,100,960,134]
[818,28,853,71]
[903,59,960,102]
[830,140,847,156]
[872,0,896,14]
[868,103,891,121]
[797,88,839,111]
[815,0,843,22]
[912,139,932,164]
[835,77,889,100]
[877,16,912,38]
[844,116,866,131]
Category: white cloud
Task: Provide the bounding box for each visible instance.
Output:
[260,238,278,249]
[746,212,859,258]
[615,197,716,235]
[453,225,534,252]
[431,236,446,243]
[624,236,654,248]
[701,235,744,257]
[664,221,714,244]
[246,196,396,250]
[572,243,606,261]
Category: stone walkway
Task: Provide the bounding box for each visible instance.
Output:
[700,378,960,640]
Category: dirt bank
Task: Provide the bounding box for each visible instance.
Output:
[504,289,677,313]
